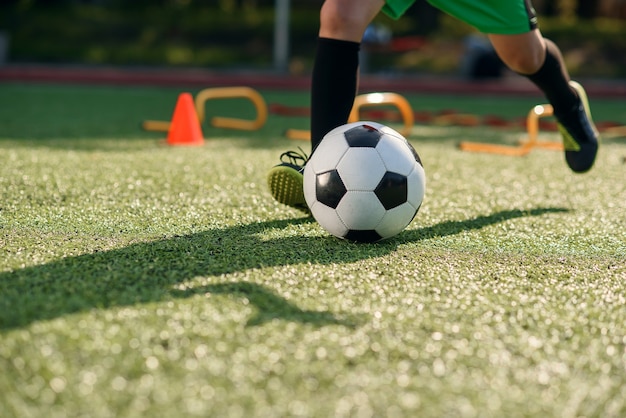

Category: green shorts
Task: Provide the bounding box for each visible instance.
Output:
[382,0,538,35]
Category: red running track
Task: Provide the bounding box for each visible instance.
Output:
[1,64,626,98]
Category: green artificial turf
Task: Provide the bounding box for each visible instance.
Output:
[0,83,625,417]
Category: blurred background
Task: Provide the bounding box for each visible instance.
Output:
[0,0,625,79]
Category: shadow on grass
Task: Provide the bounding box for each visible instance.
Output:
[0,207,568,330]
[170,282,352,328]
[398,207,570,241]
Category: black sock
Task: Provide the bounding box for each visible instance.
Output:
[524,39,579,116]
[310,37,360,152]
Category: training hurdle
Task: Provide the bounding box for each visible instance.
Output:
[285,128,312,141]
[459,103,561,156]
[350,92,414,137]
[196,87,267,130]
[285,91,414,141]
[142,86,267,133]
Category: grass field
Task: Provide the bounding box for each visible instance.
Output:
[1,83,625,417]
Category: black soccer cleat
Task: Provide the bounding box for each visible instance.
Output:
[554,81,600,173]
[266,149,310,214]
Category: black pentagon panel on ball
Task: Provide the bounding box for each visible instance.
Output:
[394,135,422,165]
[316,170,347,209]
[344,229,383,243]
[407,143,423,165]
[343,124,383,148]
[374,172,408,209]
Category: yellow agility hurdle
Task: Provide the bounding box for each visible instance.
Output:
[459,103,562,156]
[195,86,267,131]
[349,92,414,137]
[285,92,414,141]
[142,86,267,132]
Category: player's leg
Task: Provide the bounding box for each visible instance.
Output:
[489,30,599,173]
[267,0,385,213]
[427,0,598,173]
[311,0,384,151]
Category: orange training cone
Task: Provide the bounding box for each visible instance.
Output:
[166,92,204,146]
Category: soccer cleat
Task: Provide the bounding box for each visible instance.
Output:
[555,80,599,173]
[266,149,310,213]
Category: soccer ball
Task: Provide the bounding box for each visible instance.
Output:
[304,121,426,243]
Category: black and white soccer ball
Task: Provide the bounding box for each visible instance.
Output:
[304,121,426,243]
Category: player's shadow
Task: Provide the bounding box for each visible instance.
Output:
[0,206,568,330]
[170,282,351,328]
[399,207,569,241]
